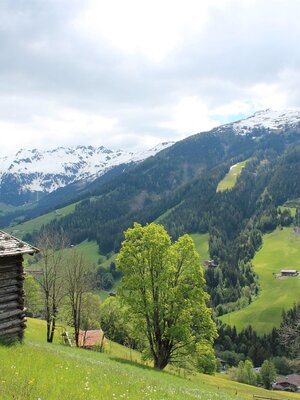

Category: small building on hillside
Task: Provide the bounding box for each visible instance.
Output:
[280,269,299,277]
[273,374,300,392]
[203,260,218,268]
[0,231,39,343]
[78,330,105,349]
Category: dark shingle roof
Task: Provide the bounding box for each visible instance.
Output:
[276,374,300,386]
[0,231,39,257]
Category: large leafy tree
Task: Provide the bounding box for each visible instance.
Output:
[117,223,217,370]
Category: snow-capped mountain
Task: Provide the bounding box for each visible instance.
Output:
[225,109,300,135]
[0,142,173,205]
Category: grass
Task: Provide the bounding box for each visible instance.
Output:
[217,160,249,192]
[6,202,79,237]
[1,318,299,400]
[190,233,209,265]
[0,202,34,217]
[220,227,300,333]
[73,240,101,266]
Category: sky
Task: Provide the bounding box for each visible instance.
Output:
[1,0,300,155]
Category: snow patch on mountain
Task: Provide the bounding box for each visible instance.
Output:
[0,143,174,194]
[229,109,300,135]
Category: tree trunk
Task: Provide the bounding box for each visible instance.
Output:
[47,320,52,343]
[153,344,170,370]
[49,317,56,343]
[154,355,169,370]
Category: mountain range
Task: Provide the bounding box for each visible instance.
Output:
[0,142,173,205]
[1,108,300,331]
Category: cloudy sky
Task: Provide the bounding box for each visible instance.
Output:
[1,0,300,155]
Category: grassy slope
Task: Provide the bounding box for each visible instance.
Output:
[0,202,34,217]
[217,160,248,192]
[6,202,79,237]
[1,319,299,400]
[220,227,300,333]
[190,233,209,265]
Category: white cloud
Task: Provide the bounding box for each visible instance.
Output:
[0,107,117,153]
[250,83,288,110]
[161,96,219,136]
[1,1,300,155]
[74,0,209,62]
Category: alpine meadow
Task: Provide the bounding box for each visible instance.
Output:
[1,2,300,399]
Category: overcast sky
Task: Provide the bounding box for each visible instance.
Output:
[1,0,300,155]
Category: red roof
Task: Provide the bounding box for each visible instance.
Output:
[78,330,104,348]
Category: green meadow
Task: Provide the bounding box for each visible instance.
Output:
[0,202,34,217]
[190,233,209,265]
[6,202,79,237]
[217,160,248,192]
[0,318,299,400]
[220,227,300,333]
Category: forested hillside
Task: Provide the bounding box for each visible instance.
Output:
[20,125,300,316]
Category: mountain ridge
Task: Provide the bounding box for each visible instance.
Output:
[0,142,174,205]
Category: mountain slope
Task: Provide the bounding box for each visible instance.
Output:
[0,142,173,205]
[6,110,300,332]
[220,109,300,135]
[220,226,300,333]
[1,318,298,400]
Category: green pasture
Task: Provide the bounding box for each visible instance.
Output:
[0,202,34,217]
[72,240,101,266]
[0,318,299,400]
[217,160,249,192]
[190,233,209,265]
[220,227,300,333]
[6,202,79,237]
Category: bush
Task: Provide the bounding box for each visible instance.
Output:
[260,360,277,389]
[229,360,257,386]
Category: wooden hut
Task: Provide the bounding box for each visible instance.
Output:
[281,269,298,277]
[0,231,39,343]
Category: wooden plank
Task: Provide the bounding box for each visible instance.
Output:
[0,271,23,281]
[0,318,26,331]
[0,301,19,311]
[0,326,23,336]
[0,308,25,321]
[0,258,23,267]
[0,278,23,288]
[0,266,19,273]
[0,293,20,303]
[0,286,22,296]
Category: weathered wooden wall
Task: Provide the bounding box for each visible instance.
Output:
[0,255,25,342]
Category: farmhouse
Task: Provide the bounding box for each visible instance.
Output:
[280,269,299,277]
[0,231,39,343]
[273,374,300,392]
[203,259,218,268]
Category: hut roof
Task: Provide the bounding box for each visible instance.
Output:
[0,231,39,257]
[276,374,300,387]
[281,269,297,274]
[78,330,104,348]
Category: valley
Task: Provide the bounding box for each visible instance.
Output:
[220,227,300,333]
[1,110,300,394]
[2,3,300,397]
